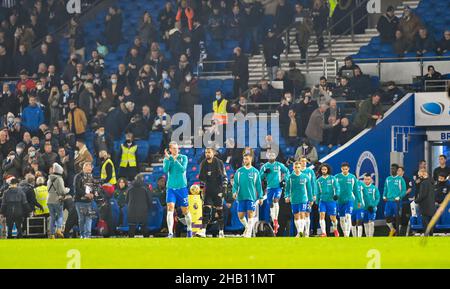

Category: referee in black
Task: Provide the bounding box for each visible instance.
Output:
[196,147,228,238]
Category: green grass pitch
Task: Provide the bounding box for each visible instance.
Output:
[0,237,449,269]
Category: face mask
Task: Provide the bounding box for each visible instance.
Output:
[163,83,170,90]
[185,75,192,82]
[126,139,132,144]
[30,151,36,157]
[216,95,221,100]
[111,79,117,84]
[33,144,39,149]
[162,72,168,79]
[36,85,43,90]
[7,117,14,124]
[286,97,292,102]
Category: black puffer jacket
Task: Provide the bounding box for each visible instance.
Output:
[18,181,43,212]
[0,187,30,218]
[126,179,153,224]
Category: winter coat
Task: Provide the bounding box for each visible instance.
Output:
[18,181,42,212]
[415,178,436,217]
[126,179,153,223]
[263,36,285,67]
[68,107,88,135]
[353,97,383,130]
[47,163,66,205]
[305,108,332,142]
[0,187,29,218]
[399,14,422,42]
[22,105,44,133]
[377,14,399,43]
[74,145,93,174]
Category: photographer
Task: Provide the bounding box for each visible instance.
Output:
[73,162,96,239]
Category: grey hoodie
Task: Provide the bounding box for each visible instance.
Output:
[47,163,66,204]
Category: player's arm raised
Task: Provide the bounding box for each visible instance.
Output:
[162,155,172,173]
[172,154,188,172]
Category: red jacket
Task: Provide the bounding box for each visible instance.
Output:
[16,79,36,92]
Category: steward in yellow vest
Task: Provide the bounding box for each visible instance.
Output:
[212,92,229,125]
[100,150,117,185]
[34,177,49,216]
[119,133,139,181]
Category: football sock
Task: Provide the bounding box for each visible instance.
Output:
[351,226,357,237]
[357,225,363,237]
[185,212,192,231]
[339,217,346,236]
[247,218,255,237]
[167,210,174,235]
[273,202,279,221]
[369,222,375,237]
[294,219,301,235]
[270,207,276,223]
[331,220,338,232]
[364,223,370,237]
[304,217,310,236]
[345,214,352,237]
[240,217,248,230]
[299,219,305,235]
[319,219,326,235]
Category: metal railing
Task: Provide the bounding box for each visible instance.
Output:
[424,79,449,92]
[350,55,450,79]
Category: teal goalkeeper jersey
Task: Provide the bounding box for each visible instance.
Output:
[317,175,340,202]
[285,172,313,204]
[383,175,406,201]
[163,154,188,189]
[300,167,318,200]
[335,173,358,204]
[361,183,380,210]
[259,161,290,189]
[233,166,264,202]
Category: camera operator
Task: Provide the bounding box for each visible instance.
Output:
[73,162,96,239]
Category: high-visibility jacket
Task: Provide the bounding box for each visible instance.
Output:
[212,99,228,124]
[120,144,137,168]
[101,158,117,185]
[34,185,49,215]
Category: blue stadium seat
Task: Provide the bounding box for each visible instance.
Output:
[146,198,164,231]
[224,200,245,232]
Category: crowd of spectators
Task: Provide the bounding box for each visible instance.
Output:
[377,5,449,57]
[0,0,446,238]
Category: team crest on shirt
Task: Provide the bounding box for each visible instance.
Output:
[356,151,379,187]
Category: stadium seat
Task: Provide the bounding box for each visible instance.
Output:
[224,201,245,232]
[146,198,164,232]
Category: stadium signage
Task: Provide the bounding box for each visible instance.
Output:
[355,151,379,187]
[426,130,450,141]
[415,92,450,126]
